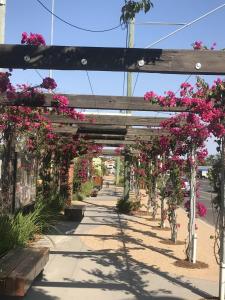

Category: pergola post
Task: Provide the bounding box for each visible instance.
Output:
[66,161,75,206]
[116,156,120,186]
[188,146,197,263]
[219,137,225,300]
[124,150,131,201]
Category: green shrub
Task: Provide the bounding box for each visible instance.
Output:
[0,197,61,256]
[73,193,85,201]
[81,181,94,197]
[116,198,133,213]
[0,215,17,256]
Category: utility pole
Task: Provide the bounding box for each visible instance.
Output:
[0,0,6,44]
[49,0,55,78]
[126,18,135,99]
[123,19,135,201]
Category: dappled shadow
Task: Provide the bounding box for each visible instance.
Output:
[3,287,60,300]
[21,184,215,299]
[47,219,79,235]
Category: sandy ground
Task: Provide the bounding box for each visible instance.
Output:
[80,185,219,282]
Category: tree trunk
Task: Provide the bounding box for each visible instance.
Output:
[160,197,166,228]
[0,128,16,214]
[170,209,178,243]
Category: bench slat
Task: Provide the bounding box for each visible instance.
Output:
[0,247,49,297]
[0,248,29,278]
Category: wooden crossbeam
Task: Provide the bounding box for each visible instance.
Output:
[79,134,125,141]
[78,125,127,135]
[0,93,186,112]
[44,94,186,112]
[52,125,78,135]
[127,128,167,135]
[49,115,166,126]
[0,44,225,74]
[91,140,136,146]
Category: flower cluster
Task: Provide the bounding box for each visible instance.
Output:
[0,72,11,93]
[184,200,207,218]
[52,95,69,107]
[41,77,57,90]
[21,32,46,46]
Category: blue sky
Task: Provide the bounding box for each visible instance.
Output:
[4,0,225,153]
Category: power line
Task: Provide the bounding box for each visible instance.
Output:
[35,69,44,80]
[175,74,192,95]
[35,0,121,33]
[136,21,187,26]
[132,3,225,96]
[86,70,94,95]
[145,3,225,48]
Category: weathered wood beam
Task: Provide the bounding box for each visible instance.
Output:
[52,125,78,134]
[44,94,186,112]
[127,128,168,135]
[49,114,166,126]
[0,93,187,112]
[78,125,127,135]
[79,134,125,141]
[91,140,136,146]
[0,44,225,74]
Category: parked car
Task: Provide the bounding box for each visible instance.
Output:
[181,177,190,196]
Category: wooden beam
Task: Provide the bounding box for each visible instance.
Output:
[49,114,166,126]
[0,93,187,112]
[79,134,125,141]
[0,44,225,74]
[78,125,127,135]
[52,125,78,135]
[91,140,136,146]
[44,94,186,112]
[127,128,168,136]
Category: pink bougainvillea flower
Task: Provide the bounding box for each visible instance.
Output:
[52,94,69,107]
[21,32,46,46]
[41,77,57,90]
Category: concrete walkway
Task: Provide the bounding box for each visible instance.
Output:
[18,184,218,300]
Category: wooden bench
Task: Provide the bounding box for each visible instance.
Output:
[0,247,49,297]
[64,204,86,221]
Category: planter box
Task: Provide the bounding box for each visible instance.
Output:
[64,205,86,221]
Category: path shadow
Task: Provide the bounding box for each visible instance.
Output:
[3,287,60,300]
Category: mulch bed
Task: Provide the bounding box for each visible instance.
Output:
[174,259,208,269]
[159,240,185,246]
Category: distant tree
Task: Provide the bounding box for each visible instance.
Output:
[120,0,153,25]
[203,154,219,166]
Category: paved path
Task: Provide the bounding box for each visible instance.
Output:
[12,185,218,300]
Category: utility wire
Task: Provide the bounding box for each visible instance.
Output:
[35,69,44,80]
[132,3,225,96]
[175,74,192,95]
[145,3,225,49]
[35,0,121,33]
[86,70,94,95]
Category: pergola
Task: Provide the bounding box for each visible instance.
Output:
[0,43,225,299]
